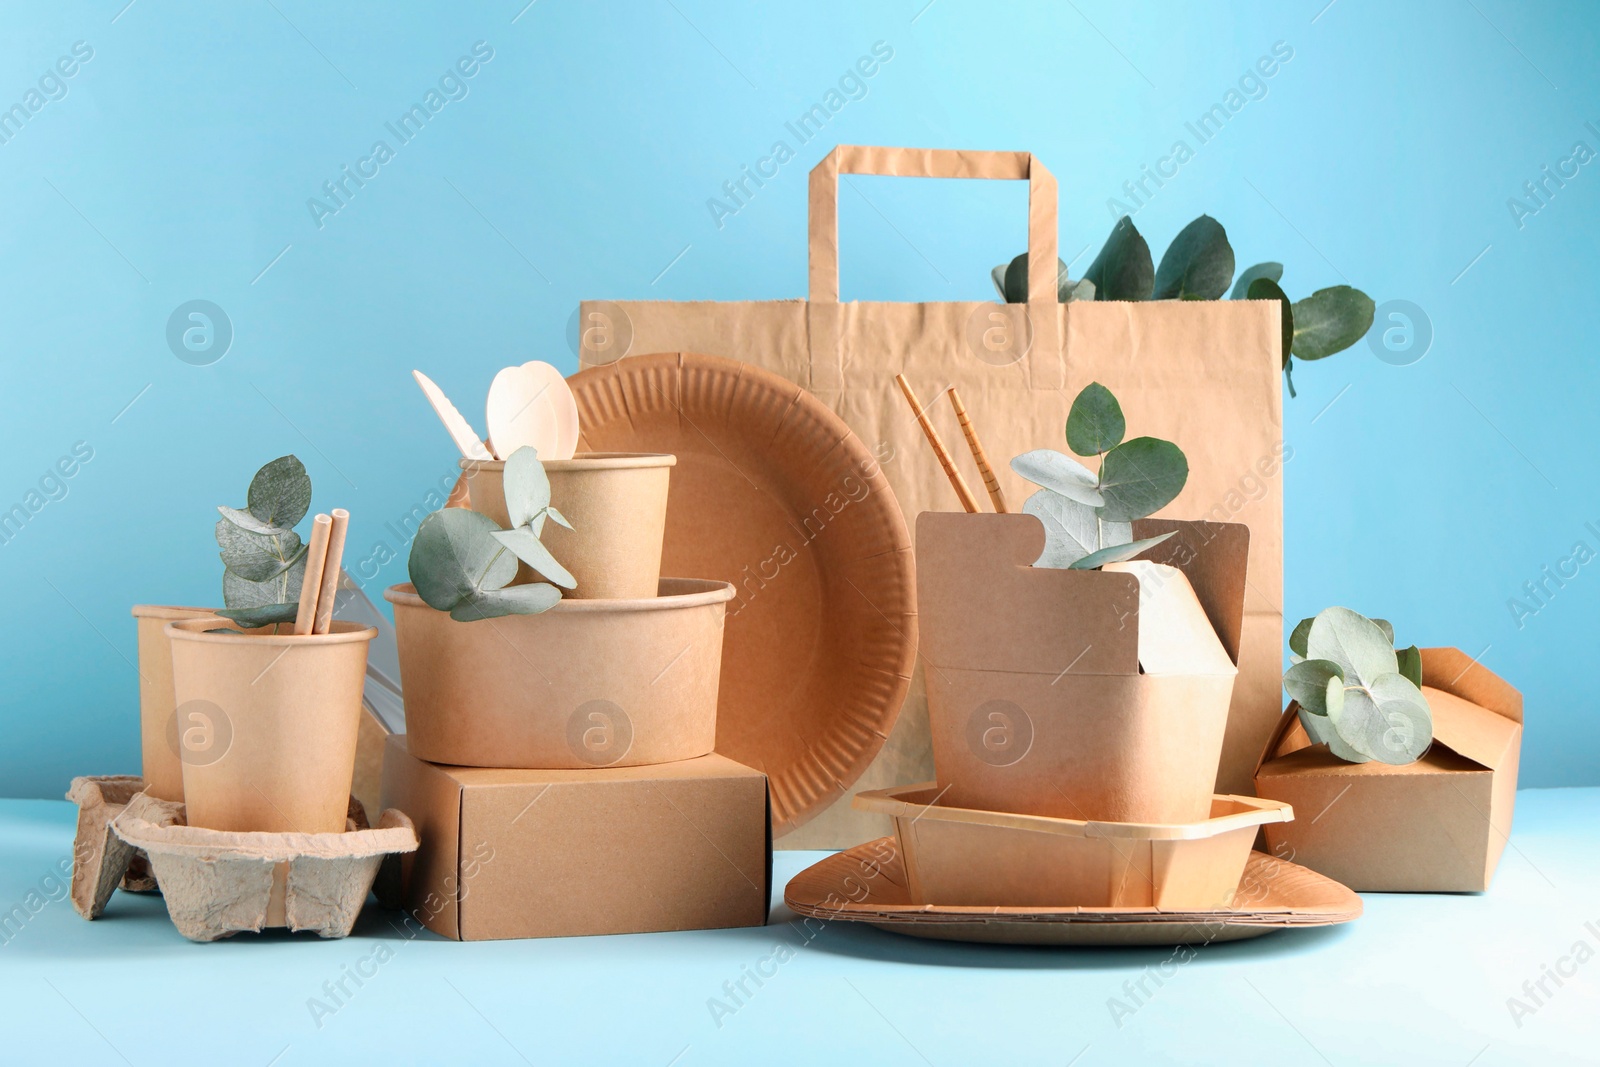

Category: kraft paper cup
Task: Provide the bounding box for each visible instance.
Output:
[166,618,376,834]
[386,578,732,769]
[461,452,675,600]
[132,605,221,803]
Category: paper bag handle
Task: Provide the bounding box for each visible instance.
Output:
[807,146,1060,304]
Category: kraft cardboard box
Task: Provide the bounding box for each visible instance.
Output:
[1254,648,1522,893]
[380,734,771,940]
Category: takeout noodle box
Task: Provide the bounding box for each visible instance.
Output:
[132,605,220,802]
[919,513,1248,824]
[386,578,732,768]
[461,452,674,599]
[854,784,1291,909]
[113,797,417,941]
[1254,647,1522,892]
[380,734,770,940]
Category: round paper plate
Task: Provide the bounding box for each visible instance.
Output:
[785,841,1363,946]
[569,352,916,836]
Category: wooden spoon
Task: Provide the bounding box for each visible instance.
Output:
[485,361,580,461]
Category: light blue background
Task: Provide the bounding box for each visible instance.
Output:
[1,0,1596,797]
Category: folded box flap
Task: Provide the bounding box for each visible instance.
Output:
[1103,561,1237,677]
[1425,686,1520,771]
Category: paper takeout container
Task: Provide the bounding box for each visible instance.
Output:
[166,618,376,834]
[461,452,675,599]
[113,797,417,941]
[386,578,732,769]
[854,783,1292,909]
[380,735,770,940]
[132,605,220,802]
[1254,647,1522,892]
[919,513,1248,824]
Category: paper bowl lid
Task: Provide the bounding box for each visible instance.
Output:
[569,352,916,836]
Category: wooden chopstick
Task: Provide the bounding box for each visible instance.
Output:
[313,509,349,635]
[894,374,980,513]
[293,514,333,635]
[946,387,1008,513]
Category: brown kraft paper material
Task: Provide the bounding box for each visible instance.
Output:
[582,145,1282,848]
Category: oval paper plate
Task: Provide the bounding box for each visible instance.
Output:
[568,352,916,836]
[785,840,1363,946]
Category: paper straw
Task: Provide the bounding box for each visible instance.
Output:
[313,509,349,635]
[293,514,333,636]
[894,374,979,513]
[947,387,1007,513]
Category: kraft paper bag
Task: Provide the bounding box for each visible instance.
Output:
[580,145,1283,849]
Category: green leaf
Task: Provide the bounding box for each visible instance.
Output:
[1328,673,1432,764]
[1289,616,1315,658]
[1301,697,1372,763]
[544,506,573,531]
[491,527,577,589]
[1083,217,1154,301]
[223,554,307,612]
[1306,607,1396,687]
[1396,645,1423,689]
[1096,437,1188,523]
[217,505,291,537]
[1022,489,1126,569]
[246,455,312,529]
[1010,450,1105,507]
[408,508,517,612]
[1066,278,1096,302]
[216,518,305,583]
[1231,262,1283,300]
[449,583,563,622]
[1290,286,1376,360]
[1153,215,1235,300]
[1371,618,1395,645]
[1284,658,1344,715]
[502,446,553,531]
[1067,531,1176,570]
[215,602,299,627]
[1000,252,1071,304]
[1248,278,1294,371]
[1065,382,1125,457]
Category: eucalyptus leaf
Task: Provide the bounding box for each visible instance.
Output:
[1329,673,1432,764]
[990,264,1009,301]
[502,446,553,531]
[1096,437,1189,523]
[1010,450,1105,507]
[223,555,307,611]
[1231,262,1283,300]
[1284,658,1344,715]
[247,455,312,529]
[1066,278,1096,302]
[1302,693,1372,763]
[1397,644,1423,689]
[491,527,577,589]
[1000,252,1072,304]
[1372,618,1395,645]
[449,583,564,622]
[1291,286,1376,361]
[545,506,573,531]
[1306,607,1397,687]
[1248,277,1294,371]
[216,518,305,583]
[215,602,300,628]
[1153,215,1235,300]
[1022,489,1099,568]
[408,508,517,612]
[1065,382,1125,457]
[1289,616,1315,658]
[1083,217,1154,301]
[1067,531,1175,570]
[217,505,292,537]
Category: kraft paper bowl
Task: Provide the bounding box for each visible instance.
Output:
[461,452,675,599]
[854,784,1293,909]
[386,578,733,769]
[166,618,377,834]
[132,605,221,803]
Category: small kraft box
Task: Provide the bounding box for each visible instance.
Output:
[1254,648,1522,892]
[380,734,771,940]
